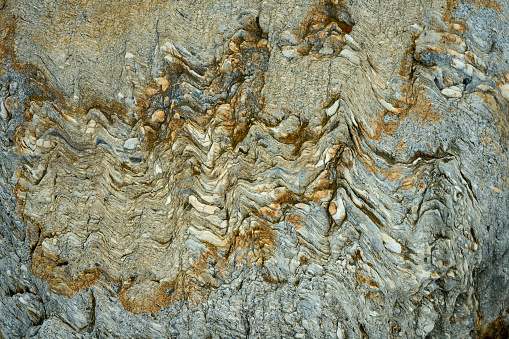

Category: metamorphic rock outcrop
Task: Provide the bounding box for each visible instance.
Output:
[1,0,509,338]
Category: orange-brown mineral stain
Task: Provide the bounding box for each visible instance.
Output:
[369,41,445,142]
[296,0,354,39]
[445,0,501,25]
[28,239,102,298]
[26,211,278,315]
[119,275,193,314]
[402,86,443,123]
[2,20,100,300]
[118,218,277,314]
[477,316,508,339]
[288,214,305,230]
[356,274,379,289]
[386,170,404,182]
[463,0,501,12]
[259,203,283,223]
[371,118,399,140]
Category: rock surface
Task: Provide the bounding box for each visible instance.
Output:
[1,0,509,338]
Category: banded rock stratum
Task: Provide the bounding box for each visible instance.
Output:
[1,0,509,338]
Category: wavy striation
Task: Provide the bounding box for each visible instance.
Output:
[1,0,508,337]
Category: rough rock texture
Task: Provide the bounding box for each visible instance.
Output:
[1,0,509,338]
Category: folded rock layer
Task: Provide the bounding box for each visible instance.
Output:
[1,0,509,338]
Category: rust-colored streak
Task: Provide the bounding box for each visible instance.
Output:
[356,274,379,289]
[469,0,502,11]
[400,177,416,190]
[226,220,277,266]
[371,118,400,140]
[31,247,101,297]
[400,88,443,124]
[259,203,283,223]
[288,214,305,230]
[119,275,193,314]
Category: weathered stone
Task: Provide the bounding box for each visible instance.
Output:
[1,0,509,338]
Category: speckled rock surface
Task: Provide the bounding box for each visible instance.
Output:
[1,0,509,338]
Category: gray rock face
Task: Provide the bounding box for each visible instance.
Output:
[1,0,509,338]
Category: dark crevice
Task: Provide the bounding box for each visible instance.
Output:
[87,290,96,334]
[459,168,478,203]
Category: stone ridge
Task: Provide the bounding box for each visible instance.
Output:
[14,18,274,314]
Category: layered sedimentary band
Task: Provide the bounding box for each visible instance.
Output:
[1,0,509,338]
